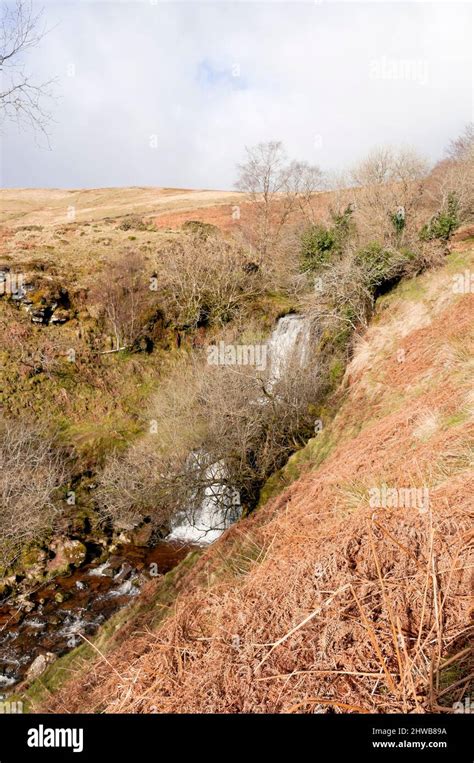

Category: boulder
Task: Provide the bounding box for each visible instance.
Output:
[49,308,71,325]
[26,653,55,682]
[47,539,87,575]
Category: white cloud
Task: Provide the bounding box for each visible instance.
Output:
[1,0,471,188]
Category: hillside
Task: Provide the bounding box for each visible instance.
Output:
[0,187,242,227]
[26,235,473,714]
[1,137,472,714]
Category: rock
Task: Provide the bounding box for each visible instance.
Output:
[49,308,71,325]
[0,575,16,597]
[104,555,126,574]
[16,594,35,613]
[129,522,153,547]
[3,608,22,625]
[31,307,51,324]
[20,546,47,567]
[26,653,55,681]
[114,532,133,546]
[19,546,47,583]
[47,539,87,575]
[26,283,70,325]
[24,563,46,582]
[87,561,115,577]
[114,562,133,582]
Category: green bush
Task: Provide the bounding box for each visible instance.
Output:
[420,192,460,242]
[301,224,335,270]
[389,207,406,236]
[355,242,411,291]
[182,220,218,239]
[301,205,354,273]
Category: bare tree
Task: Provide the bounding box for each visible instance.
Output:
[91,250,151,352]
[159,233,263,329]
[97,334,326,530]
[0,0,53,134]
[446,122,474,163]
[426,124,474,225]
[350,146,429,247]
[236,141,323,262]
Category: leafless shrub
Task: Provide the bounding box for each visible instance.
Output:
[446,122,474,164]
[0,419,67,569]
[90,250,153,351]
[426,124,474,225]
[96,438,169,531]
[199,357,323,504]
[96,360,207,527]
[350,146,429,247]
[97,332,326,530]
[158,234,263,329]
[302,256,373,332]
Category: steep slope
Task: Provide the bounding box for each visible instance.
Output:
[35,241,474,713]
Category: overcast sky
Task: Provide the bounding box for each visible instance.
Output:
[1,0,472,189]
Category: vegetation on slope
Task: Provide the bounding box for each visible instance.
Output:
[36,240,473,714]
[1,127,472,710]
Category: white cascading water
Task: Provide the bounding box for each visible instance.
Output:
[266,313,311,387]
[167,454,241,545]
[168,314,311,545]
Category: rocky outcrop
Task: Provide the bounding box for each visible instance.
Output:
[0,270,72,325]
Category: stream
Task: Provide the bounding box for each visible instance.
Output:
[0,540,192,688]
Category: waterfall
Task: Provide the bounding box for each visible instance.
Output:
[267,313,311,386]
[167,454,241,545]
[167,314,312,545]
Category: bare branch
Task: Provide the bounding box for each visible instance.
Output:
[0,0,54,137]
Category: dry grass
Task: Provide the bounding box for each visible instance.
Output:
[0,187,243,227]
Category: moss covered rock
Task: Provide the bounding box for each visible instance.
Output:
[47,538,87,575]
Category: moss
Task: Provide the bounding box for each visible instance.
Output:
[19,545,46,569]
[65,541,87,566]
[329,358,345,386]
[11,642,93,712]
[258,429,336,507]
[443,410,470,428]
[378,274,426,306]
[436,651,472,708]
[444,248,473,271]
[247,292,296,328]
